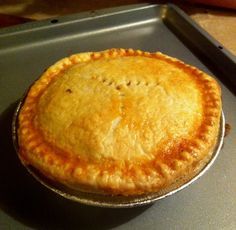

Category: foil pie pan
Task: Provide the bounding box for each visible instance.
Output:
[12,99,225,208]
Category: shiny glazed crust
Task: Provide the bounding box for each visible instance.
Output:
[18,49,222,195]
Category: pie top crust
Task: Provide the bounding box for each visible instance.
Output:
[17,48,222,195]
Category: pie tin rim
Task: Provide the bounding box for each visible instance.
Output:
[12,99,225,208]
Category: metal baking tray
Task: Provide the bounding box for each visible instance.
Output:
[0,4,235,229]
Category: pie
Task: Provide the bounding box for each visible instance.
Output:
[17,48,222,196]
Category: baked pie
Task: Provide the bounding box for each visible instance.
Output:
[17,48,222,196]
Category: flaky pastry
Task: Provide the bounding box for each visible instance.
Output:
[17,48,222,195]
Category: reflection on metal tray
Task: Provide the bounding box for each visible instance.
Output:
[0,4,235,229]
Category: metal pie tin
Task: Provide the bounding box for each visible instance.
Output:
[12,99,225,208]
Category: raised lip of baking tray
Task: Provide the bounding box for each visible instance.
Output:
[0,4,235,90]
[162,4,236,93]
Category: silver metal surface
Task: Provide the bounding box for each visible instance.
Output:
[12,101,225,208]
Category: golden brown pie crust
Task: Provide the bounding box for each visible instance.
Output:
[17,48,222,195]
